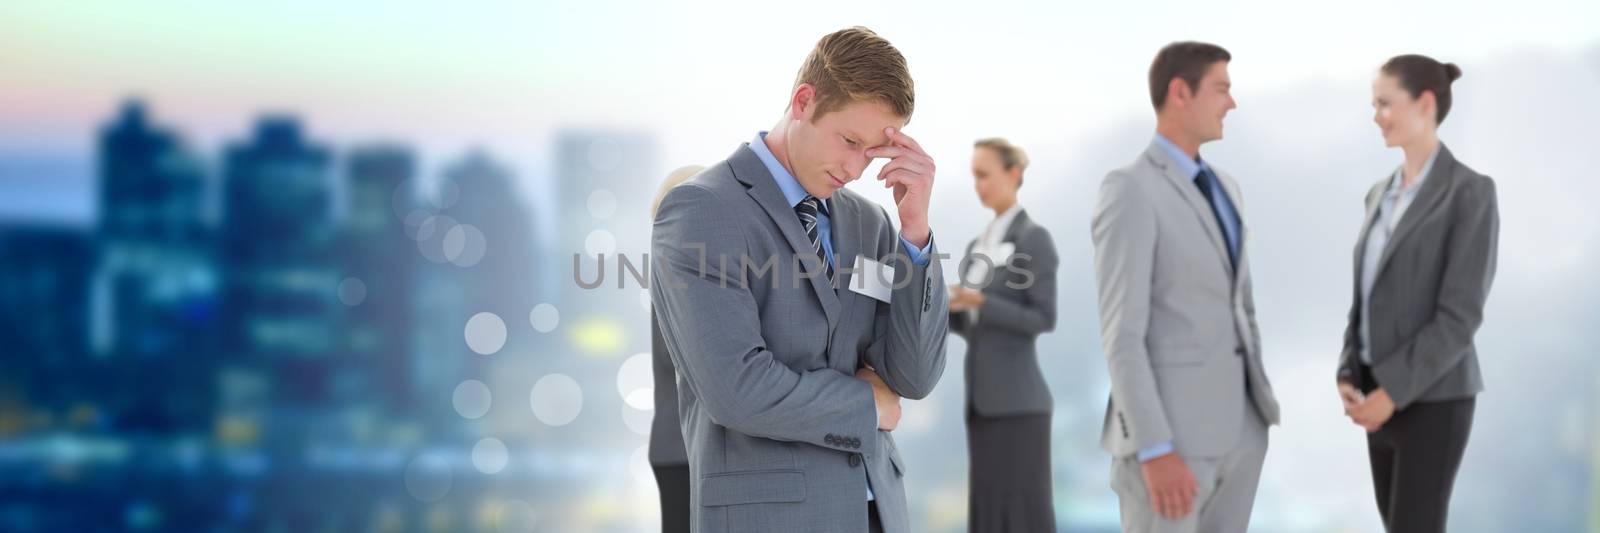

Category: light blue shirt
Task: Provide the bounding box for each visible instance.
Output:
[1134,134,1246,463]
[1153,134,1241,264]
[750,132,932,268]
[751,132,933,501]
[1359,147,1440,364]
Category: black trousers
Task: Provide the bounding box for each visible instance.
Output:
[652,464,690,533]
[868,501,884,533]
[1358,364,1476,533]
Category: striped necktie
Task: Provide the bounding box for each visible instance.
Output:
[795,196,835,283]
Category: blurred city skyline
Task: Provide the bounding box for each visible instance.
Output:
[0,92,677,530]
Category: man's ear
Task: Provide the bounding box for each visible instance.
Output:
[789,84,816,121]
[1166,77,1190,110]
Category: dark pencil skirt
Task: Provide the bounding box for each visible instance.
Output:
[652,463,690,533]
[966,406,1055,532]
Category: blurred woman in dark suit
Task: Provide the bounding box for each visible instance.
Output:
[950,138,1058,532]
[1337,55,1498,533]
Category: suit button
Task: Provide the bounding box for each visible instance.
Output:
[848,454,862,467]
[851,438,861,448]
[825,434,837,445]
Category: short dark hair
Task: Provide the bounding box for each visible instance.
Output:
[1381,54,1463,124]
[1148,41,1231,111]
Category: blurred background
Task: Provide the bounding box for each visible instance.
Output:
[1,1,1597,531]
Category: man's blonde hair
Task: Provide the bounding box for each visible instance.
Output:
[793,26,915,121]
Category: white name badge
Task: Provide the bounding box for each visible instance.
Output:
[963,242,1015,286]
[994,242,1016,262]
[849,255,896,303]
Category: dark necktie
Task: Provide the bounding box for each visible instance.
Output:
[795,196,835,283]
[1193,166,1239,269]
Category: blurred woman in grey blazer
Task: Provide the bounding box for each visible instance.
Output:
[949,138,1058,532]
[649,164,704,533]
[1337,55,1498,533]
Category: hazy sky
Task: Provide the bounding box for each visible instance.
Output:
[4,0,1596,166]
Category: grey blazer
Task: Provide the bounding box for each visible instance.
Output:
[950,209,1059,416]
[1337,144,1498,409]
[648,309,688,466]
[650,144,948,533]
[1091,142,1281,459]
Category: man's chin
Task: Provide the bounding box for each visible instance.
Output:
[804,177,844,199]
[827,173,849,192]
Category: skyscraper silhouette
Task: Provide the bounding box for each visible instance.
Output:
[95,99,219,431]
[221,116,338,406]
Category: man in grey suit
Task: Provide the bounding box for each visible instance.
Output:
[649,164,706,533]
[1090,42,1280,532]
[650,27,947,533]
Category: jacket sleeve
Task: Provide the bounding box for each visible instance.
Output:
[1091,171,1173,451]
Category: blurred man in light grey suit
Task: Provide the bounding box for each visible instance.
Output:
[1091,41,1280,532]
[650,27,947,533]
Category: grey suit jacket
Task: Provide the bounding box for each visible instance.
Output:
[1337,144,1498,409]
[650,144,948,533]
[649,309,688,466]
[950,209,1059,416]
[1091,142,1280,459]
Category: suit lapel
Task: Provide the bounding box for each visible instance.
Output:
[729,144,841,329]
[825,195,865,372]
[1374,144,1456,282]
[960,209,1026,295]
[1002,208,1030,244]
[988,209,1030,294]
[1351,180,1386,287]
[1212,170,1249,291]
[1144,143,1234,277]
[828,195,862,295]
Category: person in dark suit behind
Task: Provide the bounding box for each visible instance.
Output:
[648,164,704,533]
[949,138,1058,532]
[1337,54,1498,533]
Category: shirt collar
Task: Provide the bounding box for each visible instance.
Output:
[749,131,819,212]
[1153,133,1209,180]
[1387,144,1442,196]
[986,204,1024,242]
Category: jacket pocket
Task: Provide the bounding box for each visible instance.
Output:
[885,434,906,477]
[700,469,806,506]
